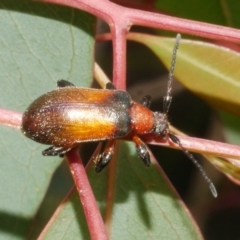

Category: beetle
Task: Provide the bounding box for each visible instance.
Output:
[21,34,217,197]
[21,79,169,171]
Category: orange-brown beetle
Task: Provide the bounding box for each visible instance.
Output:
[21,79,169,172]
[21,34,217,197]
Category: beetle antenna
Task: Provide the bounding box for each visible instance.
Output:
[163,34,181,114]
[160,34,217,197]
[168,133,217,198]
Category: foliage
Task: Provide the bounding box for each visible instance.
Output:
[1,0,240,239]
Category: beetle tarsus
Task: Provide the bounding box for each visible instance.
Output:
[95,152,113,173]
[133,135,151,167]
[42,146,72,156]
[140,95,151,108]
[136,144,150,167]
[105,82,116,90]
[57,79,75,88]
[95,140,115,172]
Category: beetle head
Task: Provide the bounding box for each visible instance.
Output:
[153,112,169,137]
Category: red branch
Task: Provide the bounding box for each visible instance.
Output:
[66,148,108,240]
[144,135,240,160]
[2,107,240,160]
[0,109,22,129]
[38,0,240,88]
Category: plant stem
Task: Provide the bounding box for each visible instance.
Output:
[66,148,109,240]
[39,0,240,88]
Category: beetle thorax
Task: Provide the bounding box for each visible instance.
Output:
[153,112,169,136]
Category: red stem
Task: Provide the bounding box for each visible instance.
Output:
[38,0,240,89]
[130,13,240,42]
[1,107,240,160]
[38,0,240,43]
[110,25,127,89]
[144,135,240,160]
[66,148,108,240]
[0,108,22,129]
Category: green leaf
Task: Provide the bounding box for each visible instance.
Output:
[215,111,240,183]
[219,111,240,145]
[128,33,240,117]
[155,0,240,28]
[0,1,95,238]
[41,142,203,240]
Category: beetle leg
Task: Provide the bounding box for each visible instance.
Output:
[139,95,151,108]
[133,135,150,166]
[105,82,116,90]
[57,79,75,88]
[95,140,116,173]
[42,146,72,156]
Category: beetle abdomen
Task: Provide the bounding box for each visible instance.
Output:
[21,88,131,146]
